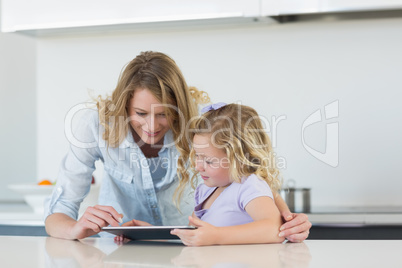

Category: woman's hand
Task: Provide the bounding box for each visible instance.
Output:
[121,219,152,227]
[114,219,153,243]
[70,205,123,239]
[170,216,218,246]
[279,212,312,243]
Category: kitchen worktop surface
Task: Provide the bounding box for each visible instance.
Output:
[306,206,402,225]
[1,236,401,268]
[1,203,402,227]
[0,202,43,226]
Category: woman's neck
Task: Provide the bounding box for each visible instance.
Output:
[130,126,164,158]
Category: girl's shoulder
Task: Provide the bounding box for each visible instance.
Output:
[240,174,270,188]
[236,174,274,209]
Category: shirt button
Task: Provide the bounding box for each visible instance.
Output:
[151,205,156,208]
[56,187,62,193]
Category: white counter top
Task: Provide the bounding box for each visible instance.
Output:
[1,236,401,268]
[307,213,402,226]
[307,206,402,226]
[1,203,402,227]
[0,202,44,226]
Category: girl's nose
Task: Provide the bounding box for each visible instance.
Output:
[195,159,205,172]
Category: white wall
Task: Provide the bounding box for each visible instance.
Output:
[0,31,36,201]
[36,17,402,208]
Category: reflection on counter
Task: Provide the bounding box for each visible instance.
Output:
[44,238,312,268]
[170,242,311,268]
[45,238,110,268]
[2,236,402,267]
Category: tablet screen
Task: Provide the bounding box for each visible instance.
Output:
[102,226,197,240]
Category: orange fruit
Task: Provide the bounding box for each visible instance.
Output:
[38,179,53,186]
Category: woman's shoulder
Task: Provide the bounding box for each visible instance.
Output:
[76,105,99,123]
[67,104,100,130]
[67,105,101,144]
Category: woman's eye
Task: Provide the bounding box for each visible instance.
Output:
[205,161,213,165]
[136,112,146,116]
[157,114,166,117]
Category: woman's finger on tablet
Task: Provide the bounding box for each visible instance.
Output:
[75,217,103,234]
[132,219,152,226]
[93,205,123,224]
[121,218,152,227]
[82,211,109,231]
[88,206,123,226]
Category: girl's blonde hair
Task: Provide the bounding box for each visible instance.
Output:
[96,51,209,204]
[185,103,281,193]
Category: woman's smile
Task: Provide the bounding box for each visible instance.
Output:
[143,130,161,137]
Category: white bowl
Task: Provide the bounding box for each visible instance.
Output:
[8,184,54,214]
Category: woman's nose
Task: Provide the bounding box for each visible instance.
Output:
[145,115,159,131]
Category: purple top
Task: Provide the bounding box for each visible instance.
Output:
[194,174,274,227]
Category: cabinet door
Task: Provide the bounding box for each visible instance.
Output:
[1,0,260,32]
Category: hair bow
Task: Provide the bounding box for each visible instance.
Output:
[201,102,227,114]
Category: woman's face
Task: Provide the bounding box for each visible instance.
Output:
[128,88,170,145]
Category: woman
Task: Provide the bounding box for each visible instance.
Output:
[44,51,311,241]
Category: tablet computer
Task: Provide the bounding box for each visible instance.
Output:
[102,226,197,240]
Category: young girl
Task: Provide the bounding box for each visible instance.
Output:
[170,103,285,246]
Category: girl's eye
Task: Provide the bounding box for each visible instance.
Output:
[157,114,166,117]
[136,112,146,116]
[205,160,213,165]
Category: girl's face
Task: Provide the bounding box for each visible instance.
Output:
[193,134,231,188]
[128,88,170,145]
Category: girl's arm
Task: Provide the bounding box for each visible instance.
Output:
[273,192,291,219]
[171,196,285,246]
[273,192,312,243]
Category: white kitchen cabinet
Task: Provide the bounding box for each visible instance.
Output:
[262,0,402,16]
[0,0,260,33]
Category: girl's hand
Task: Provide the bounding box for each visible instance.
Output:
[114,219,153,243]
[170,216,218,246]
[70,205,123,239]
[279,212,312,243]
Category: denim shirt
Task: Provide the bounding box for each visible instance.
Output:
[44,108,195,230]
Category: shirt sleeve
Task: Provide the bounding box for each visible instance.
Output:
[194,183,213,207]
[44,108,102,221]
[194,184,204,207]
[238,174,274,210]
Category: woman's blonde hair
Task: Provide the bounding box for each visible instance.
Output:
[186,103,282,193]
[96,51,209,204]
